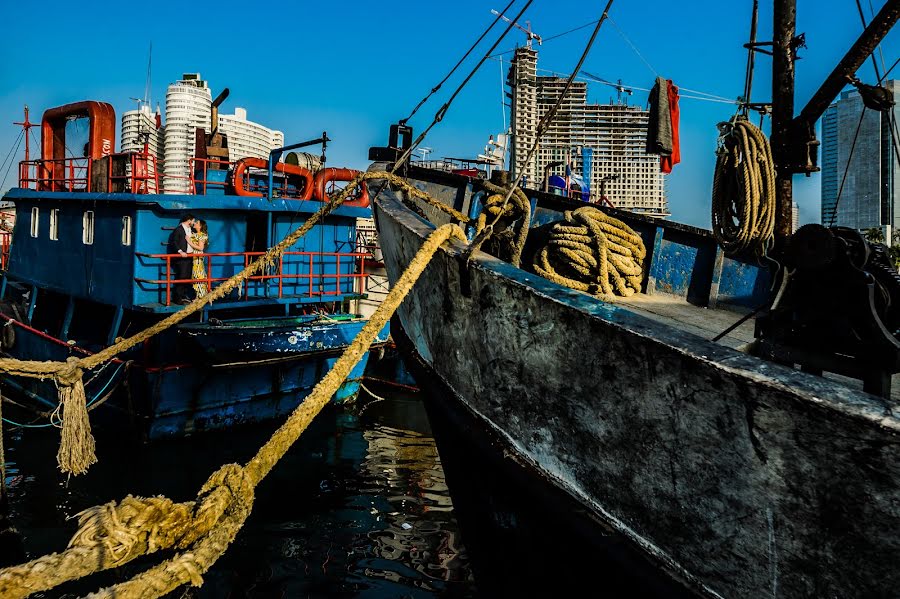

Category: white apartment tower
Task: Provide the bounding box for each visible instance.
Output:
[120,105,163,159]
[163,73,212,193]
[218,107,284,162]
[508,48,668,217]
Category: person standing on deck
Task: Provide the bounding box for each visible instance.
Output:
[188,219,210,299]
[167,214,196,305]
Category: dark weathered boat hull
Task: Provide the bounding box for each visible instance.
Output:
[374,188,900,598]
[0,317,378,440]
[392,317,698,597]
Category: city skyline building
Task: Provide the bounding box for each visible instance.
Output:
[218,107,284,163]
[120,104,163,157]
[508,47,668,217]
[821,79,900,238]
[163,73,212,193]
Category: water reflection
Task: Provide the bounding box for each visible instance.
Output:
[1,388,475,598]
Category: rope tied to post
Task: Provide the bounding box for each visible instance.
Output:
[711,117,776,257]
[474,180,531,268]
[0,171,467,477]
[0,220,467,599]
[54,357,95,476]
[532,206,645,300]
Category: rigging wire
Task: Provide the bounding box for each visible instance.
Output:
[878,56,899,82]
[0,134,23,192]
[488,17,602,57]
[607,16,659,77]
[828,107,868,227]
[856,0,884,81]
[867,0,890,81]
[0,131,24,178]
[403,0,517,124]
[473,0,615,251]
[392,0,535,170]
[522,63,738,104]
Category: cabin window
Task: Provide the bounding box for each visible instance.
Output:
[121,216,132,246]
[30,207,39,238]
[82,211,94,245]
[49,209,59,241]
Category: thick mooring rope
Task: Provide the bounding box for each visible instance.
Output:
[0,222,466,599]
[474,180,531,267]
[711,118,776,257]
[0,171,467,476]
[532,206,645,300]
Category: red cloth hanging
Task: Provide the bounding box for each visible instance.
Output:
[661,80,681,174]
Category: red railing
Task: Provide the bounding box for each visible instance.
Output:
[189,158,231,195]
[112,152,161,194]
[0,231,10,270]
[135,250,369,306]
[18,153,162,194]
[19,158,91,191]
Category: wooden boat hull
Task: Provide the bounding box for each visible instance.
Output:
[374,184,900,598]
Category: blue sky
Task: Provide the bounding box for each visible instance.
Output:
[0,0,896,228]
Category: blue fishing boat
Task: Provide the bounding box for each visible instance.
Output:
[0,100,388,440]
[369,0,900,596]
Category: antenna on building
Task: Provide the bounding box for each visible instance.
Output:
[582,72,633,104]
[144,42,153,107]
[490,9,542,48]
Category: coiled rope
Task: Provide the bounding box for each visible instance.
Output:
[532,206,645,300]
[473,180,531,267]
[711,118,776,257]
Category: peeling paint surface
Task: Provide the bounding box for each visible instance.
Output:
[375,189,900,599]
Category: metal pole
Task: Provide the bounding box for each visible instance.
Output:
[771,0,796,244]
[743,0,760,115]
[798,0,900,125]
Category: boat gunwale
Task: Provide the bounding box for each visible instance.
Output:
[374,183,900,432]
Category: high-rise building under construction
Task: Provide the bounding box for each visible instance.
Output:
[508,47,668,217]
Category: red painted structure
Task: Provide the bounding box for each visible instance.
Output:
[232,157,314,199]
[40,101,115,191]
[313,167,370,208]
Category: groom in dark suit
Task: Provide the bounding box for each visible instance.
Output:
[167,214,195,305]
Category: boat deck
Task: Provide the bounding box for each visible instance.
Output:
[620,292,900,402]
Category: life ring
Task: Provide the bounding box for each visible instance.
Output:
[231,157,314,200]
[312,168,370,208]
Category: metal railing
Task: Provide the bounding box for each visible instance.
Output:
[135,250,370,306]
[19,158,91,192]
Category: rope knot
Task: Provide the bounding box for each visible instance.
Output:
[57,357,83,387]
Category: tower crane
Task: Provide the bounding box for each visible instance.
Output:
[582,72,633,104]
[490,9,542,47]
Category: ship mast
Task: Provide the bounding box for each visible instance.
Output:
[770,0,900,246]
[13,106,35,163]
[770,0,796,244]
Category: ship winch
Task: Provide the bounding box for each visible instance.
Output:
[754,224,900,398]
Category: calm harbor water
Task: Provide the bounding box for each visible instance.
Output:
[1,383,476,598]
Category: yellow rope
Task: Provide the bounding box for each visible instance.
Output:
[532,206,645,300]
[473,180,531,267]
[0,223,466,599]
[0,171,469,476]
[711,118,776,257]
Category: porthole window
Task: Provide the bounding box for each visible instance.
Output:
[82,211,94,245]
[121,216,132,246]
[49,209,59,241]
[30,207,39,237]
